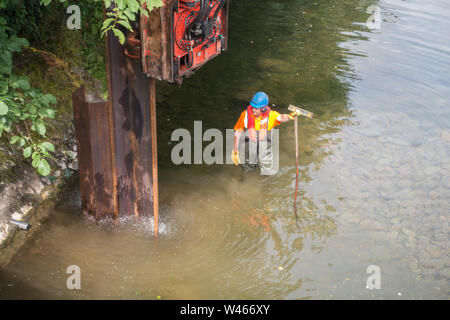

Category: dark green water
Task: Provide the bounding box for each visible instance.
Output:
[0,0,448,299]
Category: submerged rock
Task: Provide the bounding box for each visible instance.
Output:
[425,245,443,259]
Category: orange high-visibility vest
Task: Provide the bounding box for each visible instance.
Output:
[233,108,281,140]
[245,105,270,142]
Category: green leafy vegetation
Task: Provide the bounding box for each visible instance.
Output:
[101,0,163,44]
[0,16,56,176]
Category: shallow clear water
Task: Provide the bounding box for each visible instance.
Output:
[0,0,449,299]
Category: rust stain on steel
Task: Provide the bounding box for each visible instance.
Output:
[72,86,115,219]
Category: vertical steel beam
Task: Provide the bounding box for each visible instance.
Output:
[104,29,158,220]
[105,26,134,218]
[72,87,115,219]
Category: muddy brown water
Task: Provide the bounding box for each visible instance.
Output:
[0,0,449,299]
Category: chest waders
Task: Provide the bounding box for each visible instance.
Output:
[241,130,276,175]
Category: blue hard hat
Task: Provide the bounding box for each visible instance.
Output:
[250,92,269,108]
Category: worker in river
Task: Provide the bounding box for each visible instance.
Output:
[231,91,301,175]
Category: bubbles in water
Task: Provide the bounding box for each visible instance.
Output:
[81,205,174,237]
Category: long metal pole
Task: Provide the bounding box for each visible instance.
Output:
[293,116,299,220]
[150,78,159,236]
[288,105,313,221]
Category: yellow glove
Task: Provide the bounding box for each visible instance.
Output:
[288,111,300,120]
[231,150,241,166]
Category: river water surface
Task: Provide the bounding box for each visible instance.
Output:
[0,0,449,299]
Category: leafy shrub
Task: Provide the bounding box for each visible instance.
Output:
[102,0,163,44]
[0,17,57,176]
